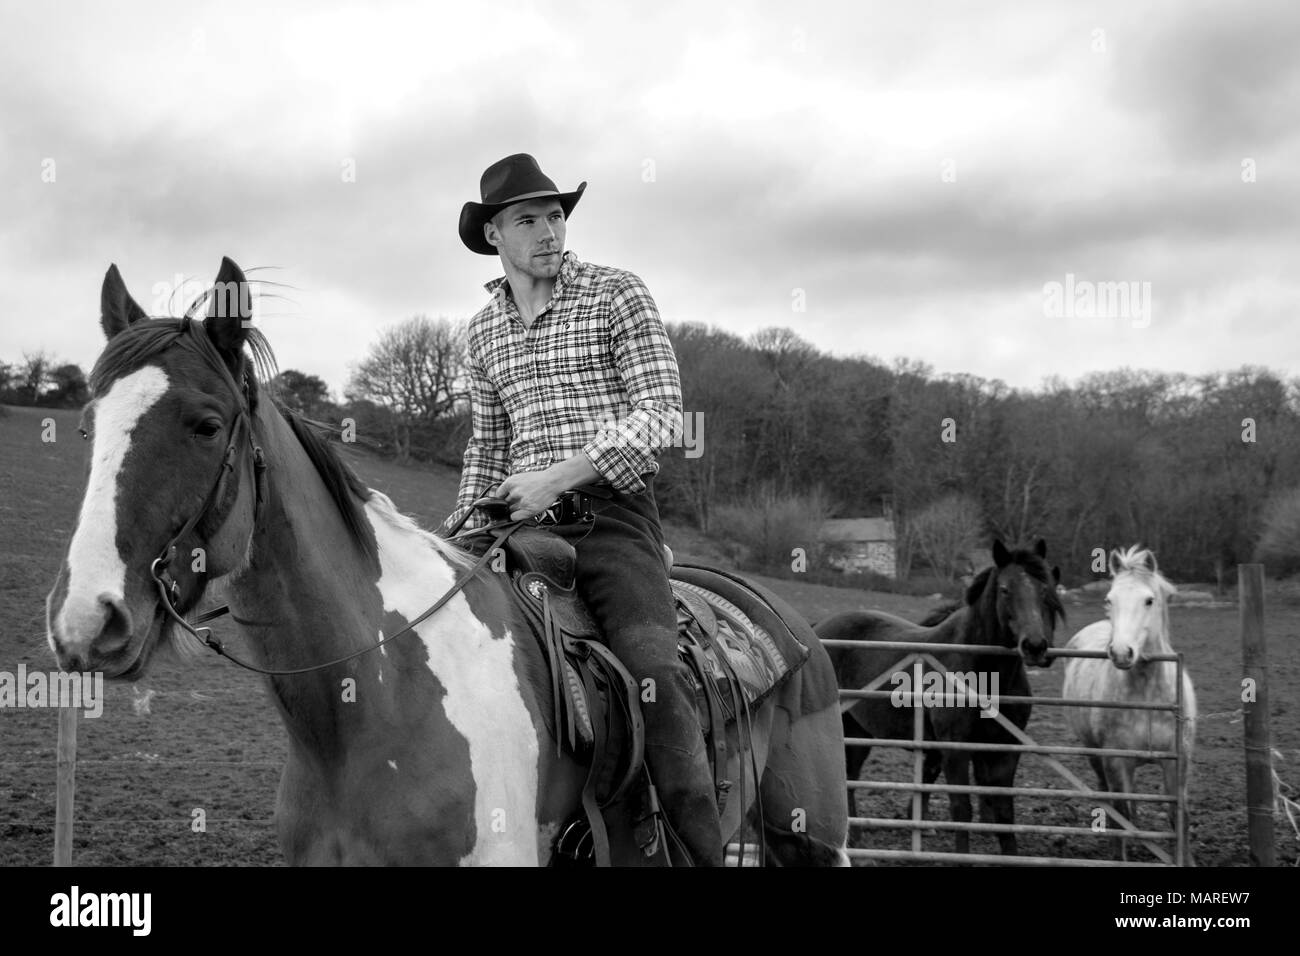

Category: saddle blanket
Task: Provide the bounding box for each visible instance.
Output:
[672,578,799,715]
[553,565,812,752]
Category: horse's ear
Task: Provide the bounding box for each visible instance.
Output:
[1034,538,1047,560]
[992,540,1011,568]
[204,256,252,357]
[1144,550,1159,574]
[1108,548,1123,577]
[100,264,148,339]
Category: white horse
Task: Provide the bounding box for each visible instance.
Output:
[1063,546,1197,864]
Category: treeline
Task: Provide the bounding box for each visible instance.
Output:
[652,323,1295,585]
[12,315,1293,584]
[255,366,470,470]
[0,353,90,407]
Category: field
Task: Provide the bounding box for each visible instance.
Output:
[1,404,1297,866]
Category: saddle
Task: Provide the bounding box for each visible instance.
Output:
[449,509,811,866]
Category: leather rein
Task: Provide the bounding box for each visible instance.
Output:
[149,326,523,678]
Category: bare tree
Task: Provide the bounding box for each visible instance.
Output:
[1255,487,1300,573]
[908,493,985,580]
[346,316,469,461]
[750,327,818,390]
[16,351,54,405]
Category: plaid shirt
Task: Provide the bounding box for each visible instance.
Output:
[442,251,682,533]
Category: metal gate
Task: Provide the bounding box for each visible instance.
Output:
[822,639,1192,866]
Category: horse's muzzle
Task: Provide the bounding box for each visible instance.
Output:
[1020,638,1052,668]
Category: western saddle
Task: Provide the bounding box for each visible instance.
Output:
[445,494,809,867]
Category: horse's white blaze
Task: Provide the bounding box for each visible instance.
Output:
[52,365,170,653]
[364,500,539,866]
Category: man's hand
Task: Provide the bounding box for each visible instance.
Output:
[496,454,603,521]
[497,470,566,521]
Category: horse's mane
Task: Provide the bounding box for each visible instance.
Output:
[1110,544,1177,598]
[917,600,962,627]
[283,412,377,559]
[364,490,478,570]
[88,314,376,561]
[90,316,277,401]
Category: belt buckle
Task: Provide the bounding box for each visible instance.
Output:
[534,491,595,527]
[536,500,564,527]
[568,490,594,524]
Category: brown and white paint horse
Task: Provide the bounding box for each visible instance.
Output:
[46,257,850,866]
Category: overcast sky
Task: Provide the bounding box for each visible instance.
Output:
[1,0,1296,397]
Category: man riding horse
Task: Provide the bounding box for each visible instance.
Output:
[439,153,722,865]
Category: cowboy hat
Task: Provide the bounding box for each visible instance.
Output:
[459,153,587,256]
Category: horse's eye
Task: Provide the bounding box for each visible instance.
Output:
[1144,597,1153,607]
[998,585,1009,594]
[194,420,222,439]
[77,427,89,441]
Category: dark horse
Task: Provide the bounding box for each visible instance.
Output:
[817,540,1063,855]
[45,258,849,865]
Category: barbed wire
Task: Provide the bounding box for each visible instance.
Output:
[1271,748,1300,866]
[1199,708,1244,722]
[4,818,276,827]
[0,759,281,768]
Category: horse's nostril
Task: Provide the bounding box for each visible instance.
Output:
[95,594,133,654]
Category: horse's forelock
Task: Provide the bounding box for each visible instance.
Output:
[1017,549,1067,627]
[1110,545,1175,601]
[1112,545,1155,575]
[976,548,1066,627]
[90,319,187,396]
[91,312,277,401]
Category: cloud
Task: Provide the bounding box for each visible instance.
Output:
[0,0,1295,396]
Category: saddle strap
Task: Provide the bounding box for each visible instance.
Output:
[680,637,731,815]
[692,614,767,866]
[540,590,569,759]
[719,644,766,866]
[574,658,611,867]
[569,637,646,807]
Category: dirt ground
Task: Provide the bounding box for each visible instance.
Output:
[2,404,1296,866]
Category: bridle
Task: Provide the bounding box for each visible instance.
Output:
[147,319,521,677]
[989,563,1057,658]
[147,318,266,640]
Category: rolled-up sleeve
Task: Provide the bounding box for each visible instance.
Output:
[581,272,683,494]
[440,349,512,534]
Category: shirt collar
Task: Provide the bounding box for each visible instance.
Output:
[484,250,580,305]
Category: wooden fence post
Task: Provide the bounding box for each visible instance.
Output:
[1239,563,1275,867]
[54,704,78,866]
